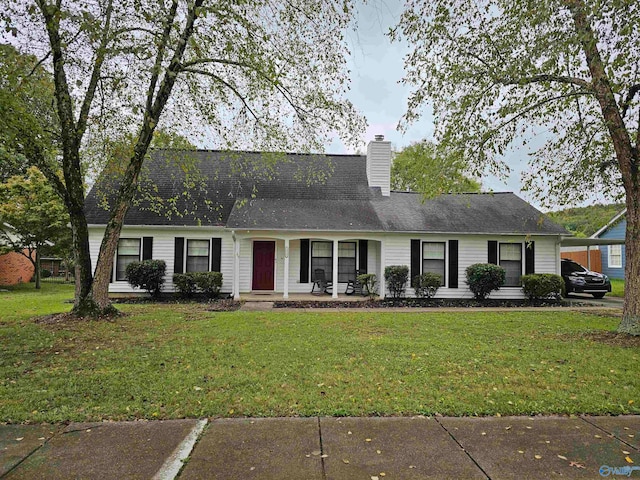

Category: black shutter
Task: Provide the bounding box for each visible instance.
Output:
[488,241,498,265]
[211,238,222,272]
[174,237,184,274]
[358,240,368,274]
[525,241,535,275]
[410,239,421,283]
[448,240,459,288]
[300,239,310,282]
[142,237,153,260]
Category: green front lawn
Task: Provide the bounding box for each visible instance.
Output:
[610,278,625,297]
[0,284,637,423]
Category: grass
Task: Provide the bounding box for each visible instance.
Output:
[610,278,625,297]
[0,283,638,423]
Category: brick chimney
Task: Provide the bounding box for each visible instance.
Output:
[366,135,391,196]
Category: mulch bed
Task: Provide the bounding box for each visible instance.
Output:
[273,298,592,309]
[110,295,241,311]
[35,311,124,325]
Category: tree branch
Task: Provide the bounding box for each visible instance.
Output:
[181,67,260,121]
[621,83,640,118]
[146,0,179,116]
[498,73,592,90]
[75,0,114,141]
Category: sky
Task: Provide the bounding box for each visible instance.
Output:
[327,0,535,204]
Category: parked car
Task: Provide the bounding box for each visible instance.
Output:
[561,258,611,298]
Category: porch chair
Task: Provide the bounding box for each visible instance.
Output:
[345,269,364,296]
[311,268,333,295]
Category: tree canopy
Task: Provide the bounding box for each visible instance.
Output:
[0,167,70,288]
[394,0,640,335]
[391,140,481,195]
[0,0,365,315]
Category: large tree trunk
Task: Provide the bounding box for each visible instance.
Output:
[566,0,640,335]
[619,193,640,335]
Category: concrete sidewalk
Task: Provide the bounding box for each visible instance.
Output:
[1,415,638,479]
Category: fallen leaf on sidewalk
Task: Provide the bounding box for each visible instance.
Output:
[342,459,349,464]
[557,455,567,461]
[15,437,23,441]
[534,455,542,459]
[569,461,585,469]
[626,457,634,464]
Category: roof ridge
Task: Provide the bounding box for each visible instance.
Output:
[151,147,365,158]
[389,190,514,195]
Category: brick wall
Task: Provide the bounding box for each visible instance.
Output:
[0,250,35,286]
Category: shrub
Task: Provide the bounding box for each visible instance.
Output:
[173,272,223,299]
[192,272,223,299]
[412,272,442,298]
[41,268,52,279]
[357,273,378,297]
[521,274,564,300]
[384,265,409,299]
[173,273,196,298]
[125,260,166,297]
[465,263,505,300]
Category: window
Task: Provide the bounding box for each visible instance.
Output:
[187,239,210,272]
[609,244,622,268]
[500,243,522,286]
[116,238,141,281]
[311,241,332,281]
[422,242,445,286]
[338,242,356,282]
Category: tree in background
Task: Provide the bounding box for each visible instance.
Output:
[391,140,481,195]
[394,0,640,335]
[0,167,70,289]
[1,0,365,316]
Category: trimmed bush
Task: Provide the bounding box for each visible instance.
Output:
[357,273,378,297]
[192,272,223,299]
[172,272,223,299]
[384,265,409,299]
[412,272,442,298]
[521,274,564,300]
[41,268,52,279]
[125,260,166,297]
[465,263,505,300]
[173,273,197,298]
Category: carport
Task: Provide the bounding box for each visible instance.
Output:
[561,237,626,271]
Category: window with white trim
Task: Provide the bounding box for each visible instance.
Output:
[338,242,357,282]
[311,241,332,281]
[500,243,522,287]
[609,244,622,268]
[422,242,445,286]
[186,239,210,272]
[116,238,141,281]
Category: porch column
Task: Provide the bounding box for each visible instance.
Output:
[332,239,339,298]
[587,245,591,270]
[379,239,386,299]
[283,238,290,299]
[233,235,241,300]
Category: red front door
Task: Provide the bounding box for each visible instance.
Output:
[252,241,275,290]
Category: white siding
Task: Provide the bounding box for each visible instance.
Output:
[88,226,561,298]
[88,226,232,293]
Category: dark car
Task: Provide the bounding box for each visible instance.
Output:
[561,258,612,298]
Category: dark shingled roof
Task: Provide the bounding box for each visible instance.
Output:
[85,149,568,235]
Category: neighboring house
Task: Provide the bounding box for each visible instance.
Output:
[84,137,568,299]
[0,249,34,286]
[592,209,626,279]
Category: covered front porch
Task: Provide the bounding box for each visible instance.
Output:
[230,232,386,300]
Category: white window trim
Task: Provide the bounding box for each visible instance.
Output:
[185,238,211,273]
[421,241,447,287]
[608,244,622,268]
[499,242,524,288]
[114,237,142,282]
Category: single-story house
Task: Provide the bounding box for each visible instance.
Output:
[85,137,569,299]
[592,209,626,279]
